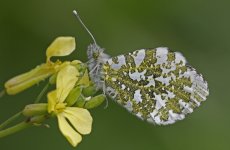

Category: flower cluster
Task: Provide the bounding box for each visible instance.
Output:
[2,37,105,147]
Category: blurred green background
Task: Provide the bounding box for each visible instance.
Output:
[0,0,229,150]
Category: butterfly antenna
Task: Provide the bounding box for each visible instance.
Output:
[73,10,97,45]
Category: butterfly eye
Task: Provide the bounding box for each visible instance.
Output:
[93,51,100,59]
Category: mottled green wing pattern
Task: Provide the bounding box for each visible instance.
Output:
[103,47,209,125]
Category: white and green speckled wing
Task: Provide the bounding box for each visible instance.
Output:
[102,47,209,125]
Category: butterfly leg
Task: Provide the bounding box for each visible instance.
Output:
[101,79,109,109]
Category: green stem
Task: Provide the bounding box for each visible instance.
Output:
[34,83,49,103]
[0,121,32,138]
[0,112,22,130]
[0,115,48,138]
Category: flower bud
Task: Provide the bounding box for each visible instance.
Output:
[77,70,90,87]
[5,64,55,95]
[30,115,47,124]
[65,86,82,106]
[71,61,87,74]
[84,94,106,109]
[82,84,98,97]
[23,103,48,117]
[74,95,86,108]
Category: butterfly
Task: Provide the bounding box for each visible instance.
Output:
[73,10,209,125]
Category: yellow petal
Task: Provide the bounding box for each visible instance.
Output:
[47,90,57,113]
[56,65,79,103]
[64,107,93,135]
[46,37,76,62]
[57,113,82,147]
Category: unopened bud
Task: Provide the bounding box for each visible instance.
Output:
[65,86,82,106]
[23,103,48,117]
[5,64,55,95]
[82,84,98,97]
[84,94,106,109]
[74,95,86,108]
[30,115,47,124]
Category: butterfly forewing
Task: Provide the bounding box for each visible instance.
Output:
[102,47,209,125]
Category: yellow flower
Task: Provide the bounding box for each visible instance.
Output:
[4,36,76,95]
[46,37,76,62]
[47,65,93,147]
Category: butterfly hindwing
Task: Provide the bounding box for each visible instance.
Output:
[102,47,209,125]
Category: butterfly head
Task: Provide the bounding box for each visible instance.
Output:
[87,43,109,63]
[73,10,110,63]
[85,43,109,90]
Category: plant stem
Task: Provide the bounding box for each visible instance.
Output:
[0,115,48,138]
[0,112,22,130]
[34,83,49,103]
[0,121,32,138]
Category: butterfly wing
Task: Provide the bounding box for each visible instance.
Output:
[102,47,209,125]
